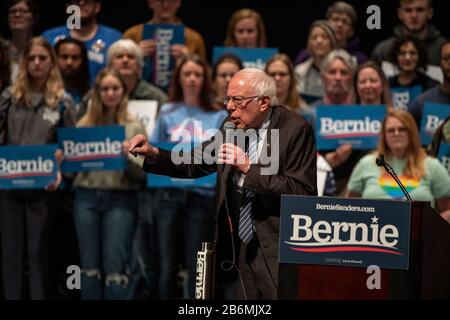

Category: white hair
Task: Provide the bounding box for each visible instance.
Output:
[320,49,357,76]
[234,68,279,106]
[107,39,144,70]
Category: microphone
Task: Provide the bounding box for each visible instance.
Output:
[222,121,235,172]
[223,121,235,143]
[375,153,385,167]
[375,153,412,201]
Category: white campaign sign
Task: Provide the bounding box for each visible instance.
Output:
[127,100,159,138]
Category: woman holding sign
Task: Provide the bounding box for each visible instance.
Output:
[150,54,228,299]
[346,110,450,222]
[73,68,147,300]
[0,36,76,299]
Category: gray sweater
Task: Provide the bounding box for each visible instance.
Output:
[0,87,77,145]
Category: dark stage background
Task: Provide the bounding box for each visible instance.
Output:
[1,0,450,63]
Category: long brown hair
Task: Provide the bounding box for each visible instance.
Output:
[168,53,214,111]
[223,8,267,47]
[264,53,306,111]
[377,110,426,179]
[77,68,131,127]
[355,61,393,109]
[11,37,64,109]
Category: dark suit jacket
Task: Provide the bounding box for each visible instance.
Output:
[143,105,317,287]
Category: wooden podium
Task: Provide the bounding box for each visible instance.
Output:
[278,201,450,299]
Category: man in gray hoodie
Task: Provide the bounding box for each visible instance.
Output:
[372,0,447,67]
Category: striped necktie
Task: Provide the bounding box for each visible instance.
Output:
[238,133,258,243]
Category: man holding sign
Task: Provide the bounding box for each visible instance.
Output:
[123,0,206,90]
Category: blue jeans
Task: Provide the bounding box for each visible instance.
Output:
[154,188,215,299]
[73,188,136,300]
[126,189,158,299]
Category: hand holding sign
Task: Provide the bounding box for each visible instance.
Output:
[46,149,63,191]
[325,144,353,168]
[139,39,157,57]
[171,43,189,59]
[45,171,62,191]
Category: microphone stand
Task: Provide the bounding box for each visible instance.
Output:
[376,154,412,201]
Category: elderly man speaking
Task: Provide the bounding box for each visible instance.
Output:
[127,68,317,300]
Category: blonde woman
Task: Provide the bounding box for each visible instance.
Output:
[223,8,267,48]
[74,68,147,300]
[0,36,76,299]
[346,110,450,221]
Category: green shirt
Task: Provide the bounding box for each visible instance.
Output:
[347,154,450,207]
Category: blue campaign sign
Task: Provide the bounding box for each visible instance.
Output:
[438,143,450,174]
[419,102,450,146]
[0,144,58,190]
[142,24,184,91]
[391,85,422,111]
[147,142,216,188]
[212,47,278,70]
[279,195,411,270]
[58,126,126,172]
[315,105,386,150]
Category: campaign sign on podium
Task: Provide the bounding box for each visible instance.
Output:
[279,195,411,270]
[147,142,216,188]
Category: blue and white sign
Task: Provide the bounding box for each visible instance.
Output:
[212,47,278,70]
[315,105,386,150]
[0,144,58,190]
[279,195,411,270]
[391,85,422,110]
[58,126,126,172]
[419,102,450,146]
[438,143,450,174]
[147,142,216,188]
[142,24,184,91]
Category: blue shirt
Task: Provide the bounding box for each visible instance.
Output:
[151,103,228,196]
[42,25,122,85]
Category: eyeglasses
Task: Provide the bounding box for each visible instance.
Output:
[386,127,408,135]
[268,72,289,78]
[223,95,259,108]
[8,8,31,15]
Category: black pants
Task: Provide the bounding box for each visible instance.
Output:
[0,190,51,300]
[237,235,278,300]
